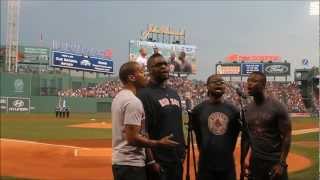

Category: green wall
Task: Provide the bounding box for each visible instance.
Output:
[1,72,108,97]
[0,72,112,113]
[30,96,111,113]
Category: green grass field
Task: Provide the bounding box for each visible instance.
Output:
[1,113,111,140]
[0,114,318,179]
[289,132,319,180]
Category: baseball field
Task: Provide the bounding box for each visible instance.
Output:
[0,113,318,180]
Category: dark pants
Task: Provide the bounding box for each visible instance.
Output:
[197,163,236,180]
[112,165,147,180]
[147,161,183,180]
[250,157,288,180]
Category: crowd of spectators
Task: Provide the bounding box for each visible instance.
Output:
[58,80,122,98]
[58,77,308,113]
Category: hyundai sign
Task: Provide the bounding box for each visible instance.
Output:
[51,51,114,73]
[241,63,263,75]
[1,97,31,112]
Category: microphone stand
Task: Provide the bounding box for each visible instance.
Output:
[185,110,198,180]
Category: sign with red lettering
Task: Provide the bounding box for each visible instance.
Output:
[225,54,280,62]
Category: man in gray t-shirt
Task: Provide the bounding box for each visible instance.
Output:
[112,89,146,167]
[112,62,179,180]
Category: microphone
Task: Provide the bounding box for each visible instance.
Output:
[227,83,247,99]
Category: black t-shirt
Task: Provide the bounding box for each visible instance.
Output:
[191,100,240,170]
[137,83,186,163]
[245,97,290,161]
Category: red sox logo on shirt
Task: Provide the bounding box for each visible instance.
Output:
[208,112,229,135]
[158,98,180,107]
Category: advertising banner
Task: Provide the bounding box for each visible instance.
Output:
[51,51,114,73]
[20,46,50,64]
[241,63,263,75]
[7,97,30,112]
[216,64,241,75]
[0,97,7,112]
[263,63,290,76]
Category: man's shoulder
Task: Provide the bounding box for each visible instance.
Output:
[113,90,138,103]
[136,87,155,101]
[193,100,209,112]
[223,100,239,111]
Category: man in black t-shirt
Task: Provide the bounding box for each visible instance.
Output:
[191,74,240,180]
[244,72,291,180]
[138,53,186,180]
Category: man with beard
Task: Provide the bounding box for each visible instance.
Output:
[137,54,186,180]
[190,74,240,180]
[112,61,179,180]
[244,72,291,180]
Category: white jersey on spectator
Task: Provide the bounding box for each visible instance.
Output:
[111,89,146,167]
[135,55,147,67]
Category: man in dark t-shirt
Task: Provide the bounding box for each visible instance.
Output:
[244,72,291,180]
[138,54,186,180]
[191,74,240,180]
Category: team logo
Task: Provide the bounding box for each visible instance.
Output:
[80,60,91,66]
[14,79,24,93]
[12,100,24,108]
[208,112,229,135]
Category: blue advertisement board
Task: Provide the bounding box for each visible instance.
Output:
[51,51,114,73]
[241,63,263,75]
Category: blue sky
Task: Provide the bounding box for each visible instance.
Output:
[1,1,319,80]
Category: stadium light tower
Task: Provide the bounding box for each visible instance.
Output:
[5,0,21,72]
[309,1,319,16]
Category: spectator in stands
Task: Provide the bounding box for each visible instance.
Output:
[135,48,148,68]
[58,77,307,114]
[153,46,160,55]
[177,52,192,73]
[168,52,181,73]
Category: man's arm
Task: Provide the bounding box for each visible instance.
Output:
[125,124,178,148]
[271,103,292,178]
[278,107,292,164]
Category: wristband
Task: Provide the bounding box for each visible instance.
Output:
[279,160,288,168]
[146,160,156,165]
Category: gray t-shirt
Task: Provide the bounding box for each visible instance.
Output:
[112,89,146,167]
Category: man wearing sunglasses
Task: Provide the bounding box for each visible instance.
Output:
[190,74,240,180]
[138,54,186,180]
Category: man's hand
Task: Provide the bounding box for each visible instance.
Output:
[269,163,284,179]
[157,134,179,147]
[147,162,161,174]
[243,147,252,177]
[243,153,250,175]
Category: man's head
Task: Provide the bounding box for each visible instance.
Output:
[153,47,159,54]
[206,74,225,98]
[247,72,266,96]
[139,48,147,57]
[178,51,186,61]
[170,52,176,60]
[147,53,169,83]
[119,61,147,88]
